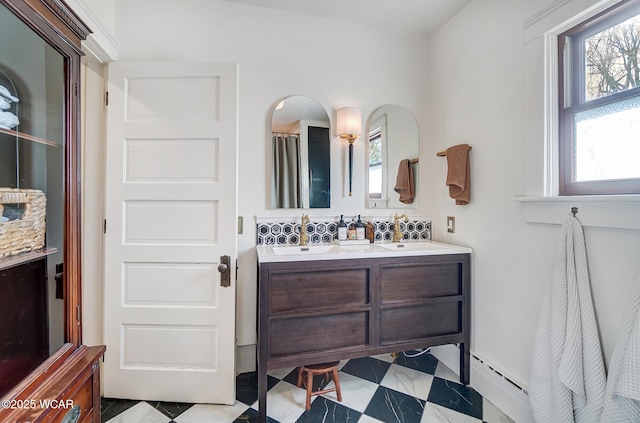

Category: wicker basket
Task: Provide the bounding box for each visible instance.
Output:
[0,188,46,258]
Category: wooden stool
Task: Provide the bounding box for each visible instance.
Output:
[296,361,342,410]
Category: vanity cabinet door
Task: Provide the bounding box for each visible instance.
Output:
[378,258,466,346]
[264,264,372,361]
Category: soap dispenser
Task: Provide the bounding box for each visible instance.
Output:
[355,215,365,240]
[337,215,348,241]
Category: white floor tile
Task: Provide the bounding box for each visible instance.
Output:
[322,372,379,413]
[371,352,397,363]
[420,402,483,423]
[482,397,515,423]
[105,401,169,423]
[268,366,296,379]
[173,402,249,423]
[434,361,461,383]
[250,380,307,423]
[358,414,386,423]
[381,363,434,400]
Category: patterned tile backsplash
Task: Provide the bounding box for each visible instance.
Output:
[256,217,431,246]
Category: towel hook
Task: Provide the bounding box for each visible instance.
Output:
[571,207,578,217]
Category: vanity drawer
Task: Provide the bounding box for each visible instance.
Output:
[269,268,369,313]
[269,311,370,357]
[380,301,461,344]
[380,263,461,303]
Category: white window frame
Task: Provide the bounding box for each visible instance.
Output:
[515,0,640,231]
[547,0,640,196]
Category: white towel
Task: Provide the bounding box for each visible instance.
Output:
[529,214,606,423]
[600,268,640,422]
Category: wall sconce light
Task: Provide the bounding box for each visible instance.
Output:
[337,107,362,196]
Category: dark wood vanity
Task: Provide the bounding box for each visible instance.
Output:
[257,252,471,422]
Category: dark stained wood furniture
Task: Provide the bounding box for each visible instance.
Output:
[257,253,471,422]
[0,1,106,421]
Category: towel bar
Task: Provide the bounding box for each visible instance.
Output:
[437,146,472,157]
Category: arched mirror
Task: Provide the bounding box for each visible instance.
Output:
[270,96,330,209]
[366,105,419,209]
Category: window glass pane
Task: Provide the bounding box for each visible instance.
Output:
[369,164,382,197]
[585,13,640,101]
[574,96,640,181]
[369,136,382,166]
[368,128,383,199]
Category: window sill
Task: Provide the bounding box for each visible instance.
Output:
[513,195,640,229]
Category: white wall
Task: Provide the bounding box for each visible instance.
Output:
[109,0,431,366]
[75,0,640,419]
[429,0,640,401]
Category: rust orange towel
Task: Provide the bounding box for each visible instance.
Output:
[445,144,471,205]
[394,159,415,204]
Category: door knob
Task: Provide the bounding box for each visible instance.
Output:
[218,255,231,287]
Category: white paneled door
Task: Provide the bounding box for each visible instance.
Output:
[103,62,238,404]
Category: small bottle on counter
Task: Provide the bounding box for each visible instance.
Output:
[337,215,347,241]
[356,215,365,240]
[348,220,357,240]
[365,221,375,243]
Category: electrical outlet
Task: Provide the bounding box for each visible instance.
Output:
[447,216,455,233]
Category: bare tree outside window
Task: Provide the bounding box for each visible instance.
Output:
[586,15,640,100]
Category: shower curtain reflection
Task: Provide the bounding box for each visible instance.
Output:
[272,133,301,208]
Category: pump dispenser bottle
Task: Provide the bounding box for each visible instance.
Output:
[337,215,347,241]
[356,215,365,240]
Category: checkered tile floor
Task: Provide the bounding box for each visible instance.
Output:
[101,352,514,423]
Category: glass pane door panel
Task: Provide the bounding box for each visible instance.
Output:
[0,2,66,397]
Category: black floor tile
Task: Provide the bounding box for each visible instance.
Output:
[427,376,483,420]
[340,356,391,384]
[235,371,280,406]
[147,400,194,419]
[394,350,439,374]
[232,407,280,423]
[296,397,361,422]
[364,385,425,423]
[100,398,138,422]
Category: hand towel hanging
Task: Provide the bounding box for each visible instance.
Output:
[394,159,415,204]
[445,144,471,205]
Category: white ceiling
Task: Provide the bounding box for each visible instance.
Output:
[217,0,472,35]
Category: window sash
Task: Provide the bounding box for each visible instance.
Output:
[559,0,640,195]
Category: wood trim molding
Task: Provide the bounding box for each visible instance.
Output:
[524,0,572,28]
[41,0,91,40]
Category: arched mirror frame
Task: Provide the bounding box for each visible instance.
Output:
[365,105,420,209]
[270,96,331,209]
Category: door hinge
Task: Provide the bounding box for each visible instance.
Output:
[103,219,107,234]
[76,304,81,323]
[105,91,109,106]
[75,82,79,97]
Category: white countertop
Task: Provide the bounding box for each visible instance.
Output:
[257,240,472,263]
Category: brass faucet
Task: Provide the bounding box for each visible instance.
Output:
[392,214,409,243]
[299,214,310,246]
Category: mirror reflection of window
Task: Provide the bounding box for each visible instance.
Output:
[366,105,419,209]
[368,126,383,199]
[368,113,387,208]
